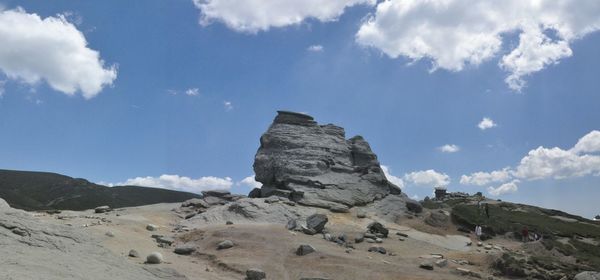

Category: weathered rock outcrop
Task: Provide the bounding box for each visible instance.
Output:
[252,111,401,210]
[0,198,186,280]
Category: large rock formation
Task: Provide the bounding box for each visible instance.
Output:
[252,111,402,210]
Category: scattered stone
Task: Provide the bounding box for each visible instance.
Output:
[574,271,600,280]
[364,232,376,239]
[484,245,493,250]
[367,222,389,238]
[466,241,473,246]
[435,259,448,267]
[226,221,234,225]
[375,238,383,243]
[174,244,196,255]
[246,268,266,280]
[306,214,328,233]
[455,268,482,278]
[217,240,234,250]
[146,224,158,231]
[302,226,317,235]
[405,200,423,213]
[286,219,297,230]
[296,244,316,256]
[398,237,405,241]
[128,249,140,258]
[419,261,434,270]
[477,242,483,247]
[330,205,350,213]
[356,210,367,218]
[396,232,408,238]
[156,236,175,246]
[284,200,296,206]
[95,206,111,213]
[368,247,387,254]
[146,252,163,264]
[105,231,115,237]
[355,235,364,243]
[366,239,376,243]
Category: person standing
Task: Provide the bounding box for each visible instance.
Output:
[475,225,482,240]
[522,227,529,242]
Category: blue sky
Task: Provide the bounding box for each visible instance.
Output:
[0,0,599,218]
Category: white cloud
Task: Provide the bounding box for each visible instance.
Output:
[307,45,324,52]
[356,0,600,91]
[571,130,600,154]
[381,165,405,189]
[478,117,497,130]
[513,146,600,180]
[487,180,519,196]
[0,8,117,99]
[461,131,600,191]
[193,0,376,33]
[115,174,233,193]
[403,169,450,188]
[224,101,233,111]
[185,88,199,96]
[438,144,460,153]
[238,175,262,189]
[460,168,512,186]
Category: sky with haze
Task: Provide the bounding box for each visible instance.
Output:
[0,0,599,218]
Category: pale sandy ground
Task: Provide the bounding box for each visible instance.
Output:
[37,203,522,280]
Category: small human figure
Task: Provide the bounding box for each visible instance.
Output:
[475,225,482,240]
[485,203,490,218]
[522,227,529,242]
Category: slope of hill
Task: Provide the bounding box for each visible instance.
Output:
[0,169,201,211]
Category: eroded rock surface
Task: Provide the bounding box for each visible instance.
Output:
[252,111,401,210]
[0,198,185,280]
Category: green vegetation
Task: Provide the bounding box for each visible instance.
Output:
[0,169,201,211]
[451,203,600,238]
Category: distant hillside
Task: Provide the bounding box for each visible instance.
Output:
[0,169,201,211]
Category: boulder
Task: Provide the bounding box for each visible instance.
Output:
[306,214,328,233]
[128,249,140,258]
[201,190,231,198]
[286,219,297,230]
[296,244,316,256]
[356,210,367,218]
[95,206,111,213]
[246,268,267,280]
[405,200,423,213]
[217,240,234,250]
[368,247,387,254]
[252,111,401,209]
[146,252,163,264]
[419,261,434,270]
[174,244,196,255]
[146,224,158,231]
[367,222,389,238]
[424,211,449,228]
[181,198,210,208]
[574,271,600,280]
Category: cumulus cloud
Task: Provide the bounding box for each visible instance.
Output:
[478,117,497,130]
[356,0,600,91]
[438,144,460,153]
[307,45,324,52]
[193,0,375,33]
[571,130,600,154]
[238,175,262,189]
[0,8,117,99]
[461,130,600,195]
[403,169,450,188]
[115,174,233,193]
[381,165,405,189]
[487,180,519,196]
[460,168,512,186]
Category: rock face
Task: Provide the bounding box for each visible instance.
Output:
[253,111,401,210]
[0,198,185,280]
